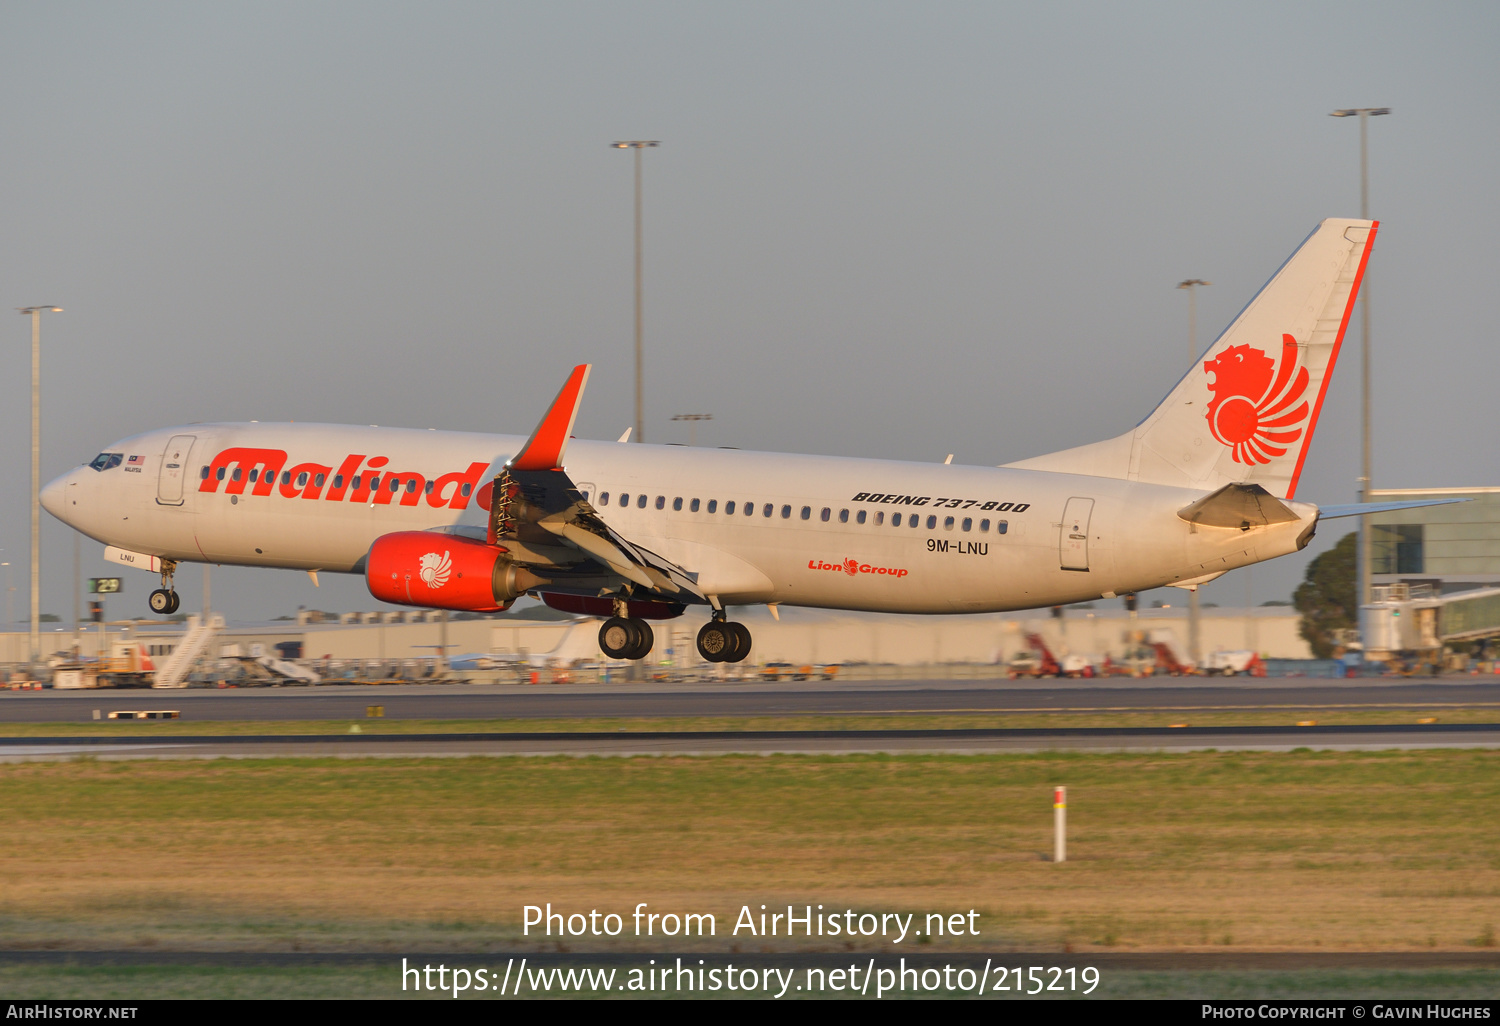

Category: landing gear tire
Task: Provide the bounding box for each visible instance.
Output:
[696,622,732,663]
[600,616,653,660]
[624,619,654,661]
[724,621,751,663]
[698,621,752,663]
[149,589,177,615]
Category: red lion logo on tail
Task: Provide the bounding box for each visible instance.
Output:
[1203,334,1310,465]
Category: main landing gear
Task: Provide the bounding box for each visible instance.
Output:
[149,559,180,616]
[598,616,654,661]
[696,614,751,663]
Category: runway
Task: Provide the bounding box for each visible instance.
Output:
[2,676,1498,723]
[3,722,1498,760]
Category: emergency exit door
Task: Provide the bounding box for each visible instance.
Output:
[1059,497,1094,571]
[156,434,196,506]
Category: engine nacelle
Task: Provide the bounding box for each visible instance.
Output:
[365,532,547,612]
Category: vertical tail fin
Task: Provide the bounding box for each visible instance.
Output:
[1006,218,1376,499]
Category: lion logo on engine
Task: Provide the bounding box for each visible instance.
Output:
[1203,333,1310,465]
[419,550,452,589]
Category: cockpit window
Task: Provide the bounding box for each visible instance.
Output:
[89,453,123,472]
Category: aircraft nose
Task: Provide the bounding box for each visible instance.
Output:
[40,469,74,521]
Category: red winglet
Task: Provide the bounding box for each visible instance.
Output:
[508,364,591,471]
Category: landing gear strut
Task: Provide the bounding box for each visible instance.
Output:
[149,559,180,616]
[696,612,751,664]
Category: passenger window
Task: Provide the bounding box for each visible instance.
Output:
[351,475,361,490]
[745,502,754,516]
[724,500,734,514]
[424,480,434,494]
[855,510,865,524]
[637,494,647,508]
[370,477,381,491]
[232,468,243,482]
[316,474,326,488]
[655,496,665,510]
[823,508,833,523]
[961,517,971,532]
[461,483,472,497]
[997,520,1008,534]
[281,471,292,485]
[600,492,610,505]
[691,498,700,512]
[673,497,683,511]
[405,479,417,494]
[978,518,989,532]
[199,466,210,480]
[800,506,811,520]
[298,472,310,488]
[892,513,903,527]
[708,500,718,513]
[874,511,884,526]
[926,515,937,529]
[619,494,629,507]
[944,516,955,530]
[248,469,259,483]
[391,478,402,493]
[217,467,226,481]
[779,505,790,519]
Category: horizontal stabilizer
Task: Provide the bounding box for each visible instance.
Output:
[1177,482,1301,530]
[1317,498,1469,519]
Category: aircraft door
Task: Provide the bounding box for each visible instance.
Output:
[1059,496,1094,571]
[156,434,196,506]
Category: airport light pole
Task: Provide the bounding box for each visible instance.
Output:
[19,306,61,669]
[611,141,659,443]
[1330,108,1389,620]
[1178,279,1211,667]
[671,413,713,447]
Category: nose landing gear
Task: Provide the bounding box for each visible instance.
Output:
[149,559,180,616]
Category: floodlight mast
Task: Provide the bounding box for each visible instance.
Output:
[18,306,62,669]
[611,141,660,444]
[1330,108,1389,620]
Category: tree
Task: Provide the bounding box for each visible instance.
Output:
[1293,532,1357,658]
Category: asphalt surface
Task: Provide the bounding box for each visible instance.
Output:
[3,722,1499,760]
[2,676,1499,723]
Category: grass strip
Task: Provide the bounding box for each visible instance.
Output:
[0,750,1497,954]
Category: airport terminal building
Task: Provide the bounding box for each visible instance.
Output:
[1369,487,1500,593]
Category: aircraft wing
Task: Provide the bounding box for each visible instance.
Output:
[487,365,705,602]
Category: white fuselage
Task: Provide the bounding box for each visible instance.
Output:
[42,422,1320,614]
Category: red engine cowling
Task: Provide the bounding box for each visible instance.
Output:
[365,532,545,612]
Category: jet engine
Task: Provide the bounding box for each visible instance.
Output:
[365,532,548,612]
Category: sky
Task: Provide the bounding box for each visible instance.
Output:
[0,1,1496,624]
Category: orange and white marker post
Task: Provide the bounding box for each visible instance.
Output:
[1053,786,1067,863]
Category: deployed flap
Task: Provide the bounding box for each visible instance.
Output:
[509,365,591,472]
[1177,482,1301,529]
[1317,498,1468,519]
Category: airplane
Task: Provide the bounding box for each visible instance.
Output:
[41,217,1457,665]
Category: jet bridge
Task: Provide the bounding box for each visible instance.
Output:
[1361,583,1500,659]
